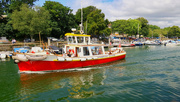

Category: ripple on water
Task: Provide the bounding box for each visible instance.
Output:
[1,46,180,101]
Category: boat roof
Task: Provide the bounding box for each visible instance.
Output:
[65,33,91,37]
[65,44,107,47]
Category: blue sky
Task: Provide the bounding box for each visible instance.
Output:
[34,0,114,7]
[35,0,68,6]
[34,0,180,28]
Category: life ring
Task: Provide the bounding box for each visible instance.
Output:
[69,49,75,57]
[69,49,74,53]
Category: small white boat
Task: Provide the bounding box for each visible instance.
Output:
[144,40,160,45]
[0,53,6,59]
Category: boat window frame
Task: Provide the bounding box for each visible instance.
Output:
[83,47,90,56]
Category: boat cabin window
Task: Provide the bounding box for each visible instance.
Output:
[67,36,76,44]
[73,36,76,43]
[77,37,84,43]
[68,37,73,43]
[85,37,89,44]
[91,46,103,55]
[83,47,90,56]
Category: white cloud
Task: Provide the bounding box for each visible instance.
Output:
[35,0,180,28]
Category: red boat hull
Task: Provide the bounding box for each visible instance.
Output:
[18,54,126,72]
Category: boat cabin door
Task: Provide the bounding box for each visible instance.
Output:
[75,47,80,57]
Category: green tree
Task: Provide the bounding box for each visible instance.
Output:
[0,23,14,38]
[43,1,76,38]
[148,25,160,37]
[75,6,110,36]
[10,4,51,41]
[136,17,149,36]
[111,20,128,34]
[87,9,107,36]
[168,26,180,38]
[75,6,97,24]
[0,0,38,41]
[0,0,37,14]
[126,19,141,36]
[163,27,171,37]
[149,25,160,30]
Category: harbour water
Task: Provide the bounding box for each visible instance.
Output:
[0,46,180,102]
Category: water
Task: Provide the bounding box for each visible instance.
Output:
[0,46,180,102]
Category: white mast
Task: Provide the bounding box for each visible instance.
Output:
[80,0,84,34]
[138,23,139,34]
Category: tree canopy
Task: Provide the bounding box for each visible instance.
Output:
[168,26,180,38]
[10,4,51,40]
[75,6,97,24]
[136,17,149,36]
[112,19,141,36]
[1,1,180,41]
[0,0,38,14]
[75,6,111,36]
[43,1,76,38]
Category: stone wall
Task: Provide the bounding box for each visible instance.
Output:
[0,42,66,51]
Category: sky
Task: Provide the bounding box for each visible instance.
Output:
[34,0,180,28]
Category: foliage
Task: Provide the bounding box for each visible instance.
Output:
[149,25,160,30]
[87,9,109,36]
[127,19,141,35]
[136,17,149,36]
[75,6,97,24]
[1,1,180,41]
[43,1,76,38]
[112,19,141,36]
[168,26,180,38]
[31,6,51,35]
[75,6,110,36]
[0,0,38,14]
[112,19,128,34]
[0,23,14,38]
[10,4,51,40]
[100,28,112,36]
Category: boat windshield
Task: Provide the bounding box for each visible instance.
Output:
[77,37,84,43]
[91,46,103,55]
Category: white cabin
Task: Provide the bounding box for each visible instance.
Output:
[64,33,110,57]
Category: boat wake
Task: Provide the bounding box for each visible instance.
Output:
[18,66,105,74]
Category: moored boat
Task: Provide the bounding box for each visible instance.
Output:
[121,43,135,47]
[12,33,126,73]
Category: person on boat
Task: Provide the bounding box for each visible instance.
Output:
[98,48,103,54]
[12,39,16,44]
[109,49,112,54]
[119,49,121,53]
[69,49,75,57]
[66,51,71,57]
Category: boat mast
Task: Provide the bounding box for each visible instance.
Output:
[138,23,139,35]
[137,23,139,38]
[80,1,84,34]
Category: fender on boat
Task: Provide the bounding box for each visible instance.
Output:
[26,55,47,61]
[57,57,65,61]
[12,55,28,61]
[14,59,20,63]
[80,58,86,61]
[65,58,73,61]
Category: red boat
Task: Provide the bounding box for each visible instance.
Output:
[13,33,126,73]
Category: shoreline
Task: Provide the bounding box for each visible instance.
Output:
[0,42,66,51]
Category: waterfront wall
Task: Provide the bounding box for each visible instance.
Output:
[0,42,66,51]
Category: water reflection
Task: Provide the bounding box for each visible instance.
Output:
[18,59,126,101]
[19,68,105,100]
[0,58,10,62]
